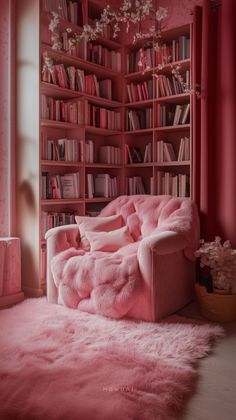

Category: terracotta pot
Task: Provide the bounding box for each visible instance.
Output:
[195,283,236,322]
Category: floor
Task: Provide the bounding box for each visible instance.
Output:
[2,299,235,419]
[179,302,236,420]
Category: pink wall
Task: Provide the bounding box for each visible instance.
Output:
[0,0,15,237]
[200,0,236,247]
[0,1,10,236]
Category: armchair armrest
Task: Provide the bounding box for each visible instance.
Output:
[45,224,81,249]
[45,224,81,303]
[138,230,187,256]
[136,230,194,321]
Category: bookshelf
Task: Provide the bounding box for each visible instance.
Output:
[39,0,125,293]
[124,24,193,198]
[15,0,199,296]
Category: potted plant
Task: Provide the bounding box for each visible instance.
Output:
[195,236,236,322]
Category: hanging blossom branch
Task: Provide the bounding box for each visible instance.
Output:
[43,2,168,75]
[47,1,168,50]
[171,64,201,98]
[43,2,200,99]
[153,64,201,98]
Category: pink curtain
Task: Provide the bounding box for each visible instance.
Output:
[200,0,236,246]
[0,0,15,236]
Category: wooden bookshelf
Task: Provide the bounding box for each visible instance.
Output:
[124,23,193,198]
[15,1,199,295]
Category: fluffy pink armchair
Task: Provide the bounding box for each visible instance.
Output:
[45,195,200,321]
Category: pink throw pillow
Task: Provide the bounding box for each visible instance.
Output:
[85,226,134,252]
[75,214,123,250]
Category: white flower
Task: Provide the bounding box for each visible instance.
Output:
[156,7,168,22]
[196,236,236,293]
[48,1,168,51]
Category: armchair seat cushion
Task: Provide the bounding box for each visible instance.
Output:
[51,242,141,319]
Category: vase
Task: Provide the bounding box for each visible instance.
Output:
[195,283,236,322]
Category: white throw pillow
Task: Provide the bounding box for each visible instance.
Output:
[75,214,123,250]
[85,225,134,252]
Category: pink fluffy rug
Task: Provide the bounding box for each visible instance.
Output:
[0,298,223,420]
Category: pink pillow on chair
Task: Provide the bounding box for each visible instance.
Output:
[75,214,123,250]
[85,226,134,252]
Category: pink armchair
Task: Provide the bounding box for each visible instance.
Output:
[45,195,200,321]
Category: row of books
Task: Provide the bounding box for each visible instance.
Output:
[41,211,76,238]
[85,103,121,130]
[85,141,121,165]
[126,36,190,74]
[87,43,122,72]
[99,146,122,165]
[157,171,190,197]
[126,177,145,195]
[41,95,83,124]
[87,173,118,198]
[126,80,153,103]
[125,138,190,165]
[125,143,153,164]
[155,36,190,65]
[41,134,122,164]
[126,70,190,103]
[42,136,83,161]
[157,137,190,162]
[155,71,190,98]
[42,0,84,26]
[42,64,113,100]
[157,103,190,127]
[127,108,153,131]
[56,32,121,72]
[41,172,80,199]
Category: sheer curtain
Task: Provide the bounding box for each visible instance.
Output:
[200,0,236,246]
[0,0,15,236]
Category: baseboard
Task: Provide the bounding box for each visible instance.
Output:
[0,291,25,309]
[23,286,45,298]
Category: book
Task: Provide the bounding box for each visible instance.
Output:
[163,142,177,162]
[60,172,80,198]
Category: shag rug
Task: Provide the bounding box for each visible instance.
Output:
[0,299,223,420]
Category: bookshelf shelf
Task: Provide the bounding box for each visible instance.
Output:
[85,163,122,169]
[124,128,153,135]
[157,161,191,167]
[41,160,84,167]
[40,199,84,206]
[125,163,154,168]
[154,93,190,104]
[41,44,122,78]
[40,119,80,129]
[84,197,115,203]
[154,124,190,132]
[125,99,153,108]
[153,58,191,74]
[83,94,122,108]
[41,82,81,99]
[85,126,121,135]
[41,82,122,107]
[124,69,154,81]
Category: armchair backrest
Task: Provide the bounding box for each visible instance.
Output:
[100,195,200,260]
